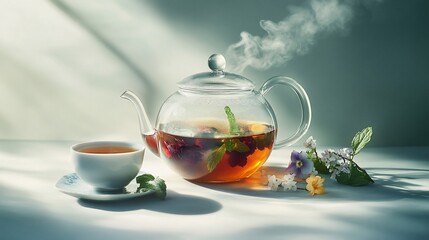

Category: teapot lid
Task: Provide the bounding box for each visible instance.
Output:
[178,54,255,93]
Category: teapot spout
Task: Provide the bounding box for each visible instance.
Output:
[121,90,159,156]
[121,90,154,135]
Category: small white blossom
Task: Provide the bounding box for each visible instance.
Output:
[304,136,317,149]
[339,148,353,159]
[283,173,296,182]
[339,161,351,174]
[281,174,297,191]
[267,175,282,191]
[282,181,297,191]
[320,149,334,159]
[321,149,340,167]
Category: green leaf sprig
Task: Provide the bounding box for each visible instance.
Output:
[351,127,373,156]
[306,127,374,186]
[136,174,167,199]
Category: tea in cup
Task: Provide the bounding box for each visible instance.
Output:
[71,141,144,190]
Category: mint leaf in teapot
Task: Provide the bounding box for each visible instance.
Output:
[136,174,167,199]
[224,106,239,135]
[206,106,255,172]
[225,139,251,153]
[232,139,251,153]
[207,144,227,172]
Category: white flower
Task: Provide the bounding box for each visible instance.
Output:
[283,173,297,191]
[321,149,340,166]
[283,173,296,182]
[304,136,317,149]
[282,181,297,191]
[339,148,353,159]
[267,175,282,191]
[320,149,334,159]
[339,161,351,174]
[281,173,297,191]
[330,161,351,179]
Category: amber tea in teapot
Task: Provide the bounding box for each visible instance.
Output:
[144,119,275,182]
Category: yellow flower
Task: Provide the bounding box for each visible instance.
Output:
[306,175,325,196]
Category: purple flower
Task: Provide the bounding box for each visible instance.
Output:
[286,151,314,179]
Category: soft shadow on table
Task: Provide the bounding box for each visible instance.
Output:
[195,166,429,202]
[78,190,222,215]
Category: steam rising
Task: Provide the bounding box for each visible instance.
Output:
[226,0,354,72]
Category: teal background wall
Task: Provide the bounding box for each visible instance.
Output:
[0,0,428,147]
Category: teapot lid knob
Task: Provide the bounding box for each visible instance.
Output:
[208,54,226,72]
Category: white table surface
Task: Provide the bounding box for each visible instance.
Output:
[1,140,428,240]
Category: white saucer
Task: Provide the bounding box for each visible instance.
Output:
[56,173,155,201]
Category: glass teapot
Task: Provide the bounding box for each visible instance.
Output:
[122,54,311,183]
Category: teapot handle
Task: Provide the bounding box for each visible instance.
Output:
[260,76,312,149]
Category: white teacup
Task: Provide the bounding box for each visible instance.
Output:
[72,141,144,190]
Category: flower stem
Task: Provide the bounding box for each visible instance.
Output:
[331,152,367,173]
[332,152,353,162]
[314,148,320,161]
